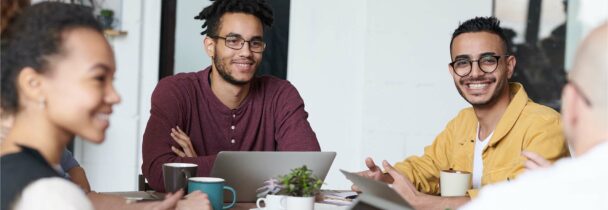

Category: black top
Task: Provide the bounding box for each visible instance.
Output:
[1,145,61,210]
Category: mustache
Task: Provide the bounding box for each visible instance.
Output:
[459,75,496,85]
[231,58,255,63]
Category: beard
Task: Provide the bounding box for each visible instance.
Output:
[213,50,256,86]
[455,74,508,108]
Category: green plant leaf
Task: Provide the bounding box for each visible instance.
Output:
[278,165,324,197]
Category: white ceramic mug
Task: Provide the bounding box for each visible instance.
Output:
[256,195,286,210]
[281,196,314,210]
[440,170,471,197]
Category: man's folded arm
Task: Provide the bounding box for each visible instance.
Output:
[274,82,321,151]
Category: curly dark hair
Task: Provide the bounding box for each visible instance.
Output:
[0,2,102,114]
[194,0,274,36]
[450,16,512,56]
[0,0,31,34]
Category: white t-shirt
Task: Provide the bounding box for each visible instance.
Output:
[472,124,493,189]
[460,141,608,210]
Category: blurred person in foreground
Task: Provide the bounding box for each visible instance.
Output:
[0,2,211,210]
[1,0,90,195]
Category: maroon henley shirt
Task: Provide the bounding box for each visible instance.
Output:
[141,67,321,191]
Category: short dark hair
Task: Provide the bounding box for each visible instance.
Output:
[194,0,274,36]
[1,2,102,114]
[450,16,512,56]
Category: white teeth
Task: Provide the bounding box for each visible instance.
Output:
[96,114,109,121]
[468,83,488,89]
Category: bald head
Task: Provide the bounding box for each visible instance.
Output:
[569,23,608,128]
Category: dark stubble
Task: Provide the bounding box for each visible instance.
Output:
[213,47,255,86]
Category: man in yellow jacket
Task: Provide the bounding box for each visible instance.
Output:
[354,17,569,209]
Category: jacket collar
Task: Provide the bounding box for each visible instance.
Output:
[487,82,529,147]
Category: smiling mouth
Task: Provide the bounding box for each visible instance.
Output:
[94,112,111,128]
[232,59,254,66]
[234,63,252,67]
[96,113,109,121]
[462,78,496,94]
[467,83,489,90]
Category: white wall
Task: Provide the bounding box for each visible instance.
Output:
[288,0,492,190]
[288,0,367,190]
[174,0,212,74]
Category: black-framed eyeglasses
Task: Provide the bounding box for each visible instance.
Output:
[568,80,592,107]
[209,35,266,53]
[449,55,509,77]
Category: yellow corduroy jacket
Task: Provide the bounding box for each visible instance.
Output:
[393,83,569,198]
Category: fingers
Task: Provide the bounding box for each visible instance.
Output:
[382,160,408,185]
[171,146,186,157]
[522,151,551,169]
[172,127,190,141]
[171,132,193,157]
[365,157,380,172]
[185,190,206,199]
[156,189,183,210]
[524,161,540,170]
[351,184,361,192]
[171,127,197,157]
[381,160,420,199]
[381,160,400,178]
[171,132,190,149]
[174,127,195,154]
[180,191,211,210]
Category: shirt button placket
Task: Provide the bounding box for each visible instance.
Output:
[230,111,236,144]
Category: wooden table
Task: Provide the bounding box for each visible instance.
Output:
[231,203,256,210]
[231,202,350,210]
[101,191,350,210]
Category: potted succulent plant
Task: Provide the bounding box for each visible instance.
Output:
[278,165,323,210]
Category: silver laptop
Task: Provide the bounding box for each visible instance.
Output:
[340,169,413,209]
[209,151,336,202]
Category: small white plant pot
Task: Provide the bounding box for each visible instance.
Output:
[283,196,314,210]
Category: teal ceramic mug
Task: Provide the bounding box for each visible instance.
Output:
[188,177,236,209]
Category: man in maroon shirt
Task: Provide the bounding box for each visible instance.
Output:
[142,0,321,192]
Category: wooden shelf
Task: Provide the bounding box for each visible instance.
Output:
[104,29,128,37]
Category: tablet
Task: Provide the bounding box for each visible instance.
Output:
[340,169,412,208]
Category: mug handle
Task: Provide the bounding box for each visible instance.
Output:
[180,169,192,180]
[256,198,266,208]
[222,186,237,209]
[180,169,192,192]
